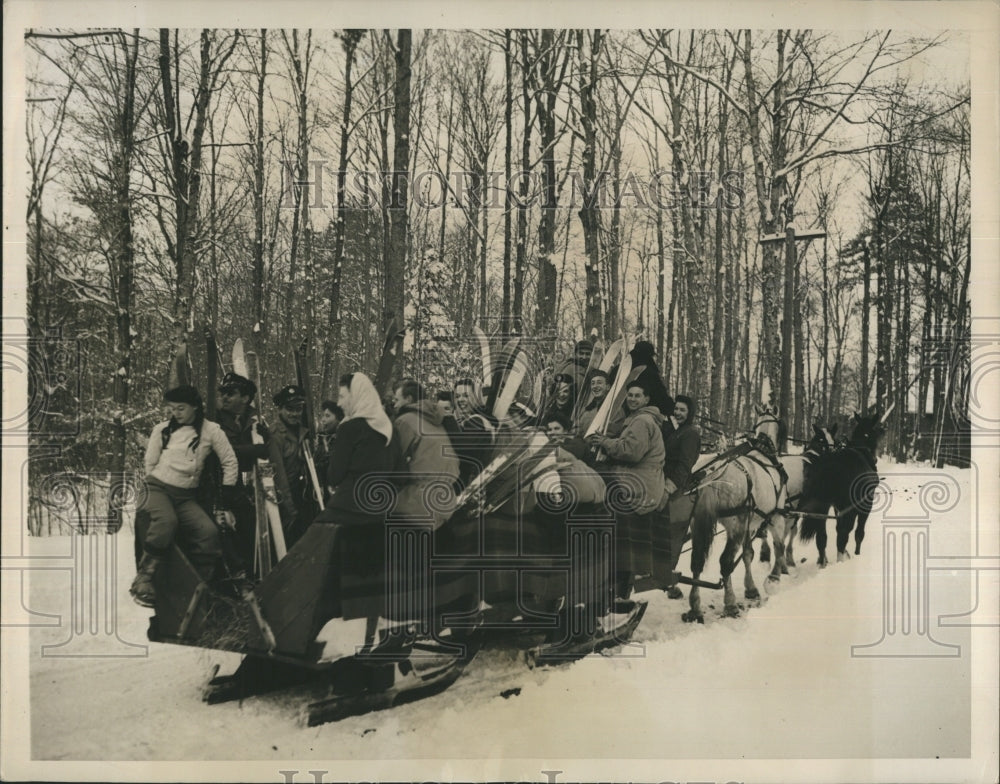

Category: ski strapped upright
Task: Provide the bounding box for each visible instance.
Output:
[232,339,287,576]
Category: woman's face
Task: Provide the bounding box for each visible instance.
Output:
[673,401,690,425]
[337,386,353,418]
[170,402,197,425]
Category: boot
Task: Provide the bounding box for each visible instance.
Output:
[130,553,162,608]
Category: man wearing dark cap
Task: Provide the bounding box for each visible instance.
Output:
[214,372,268,570]
[268,384,314,545]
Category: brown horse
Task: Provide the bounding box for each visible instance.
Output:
[683,405,787,622]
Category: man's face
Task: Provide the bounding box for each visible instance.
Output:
[625,386,649,413]
[575,346,592,365]
[590,376,608,398]
[673,402,690,425]
[278,400,304,428]
[436,398,454,417]
[555,381,571,405]
[319,408,340,433]
[454,384,475,416]
[393,387,412,412]
[219,387,250,416]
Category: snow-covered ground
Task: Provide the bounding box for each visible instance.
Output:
[7,462,999,782]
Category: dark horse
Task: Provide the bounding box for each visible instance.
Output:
[797,412,886,566]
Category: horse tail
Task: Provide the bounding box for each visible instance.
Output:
[799,514,821,543]
[689,485,720,576]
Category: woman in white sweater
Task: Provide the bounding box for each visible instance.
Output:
[131,385,239,607]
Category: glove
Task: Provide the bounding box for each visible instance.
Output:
[215,509,237,532]
[255,420,270,441]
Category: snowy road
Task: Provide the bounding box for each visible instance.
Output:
[14,463,997,781]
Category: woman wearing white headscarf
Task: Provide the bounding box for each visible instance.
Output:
[321,372,398,521]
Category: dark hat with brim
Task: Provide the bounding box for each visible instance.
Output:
[219,372,257,399]
[273,384,307,408]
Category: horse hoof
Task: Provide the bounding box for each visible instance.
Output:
[837,551,851,563]
[767,575,780,584]
[745,589,761,601]
[681,611,704,624]
[818,561,827,569]
[722,606,741,618]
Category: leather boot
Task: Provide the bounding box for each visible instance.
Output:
[130,553,162,607]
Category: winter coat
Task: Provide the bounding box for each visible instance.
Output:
[267,418,312,524]
[216,408,269,474]
[662,420,701,494]
[598,405,666,515]
[393,400,460,527]
[144,419,238,491]
[325,417,400,519]
[576,394,606,436]
[453,410,497,486]
[608,349,674,418]
[553,446,606,506]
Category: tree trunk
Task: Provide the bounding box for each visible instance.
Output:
[321,30,363,395]
[384,29,411,372]
[577,30,604,337]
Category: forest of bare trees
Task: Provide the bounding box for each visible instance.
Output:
[24,28,972,530]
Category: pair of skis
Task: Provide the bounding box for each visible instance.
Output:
[231,339,287,578]
[472,328,532,423]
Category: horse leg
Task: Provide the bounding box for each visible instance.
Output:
[815,519,829,568]
[720,532,743,617]
[743,533,763,604]
[836,512,855,563]
[766,515,787,582]
[785,518,798,569]
[854,512,869,555]
[683,580,703,624]
[758,525,772,563]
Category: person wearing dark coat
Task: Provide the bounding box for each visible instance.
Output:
[659,394,702,598]
[318,372,399,522]
[542,411,589,462]
[451,377,498,487]
[268,384,317,545]
[314,400,344,502]
[543,373,577,424]
[215,371,272,572]
[604,341,673,439]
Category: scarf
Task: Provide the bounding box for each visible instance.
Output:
[342,372,393,445]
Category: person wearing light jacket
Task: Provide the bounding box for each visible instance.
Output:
[588,378,665,601]
[392,379,460,528]
[131,385,239,607]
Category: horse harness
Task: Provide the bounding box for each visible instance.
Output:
[688,431,787,522]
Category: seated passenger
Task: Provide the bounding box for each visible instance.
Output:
[392,378,460,528]
[131,385,239,606]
